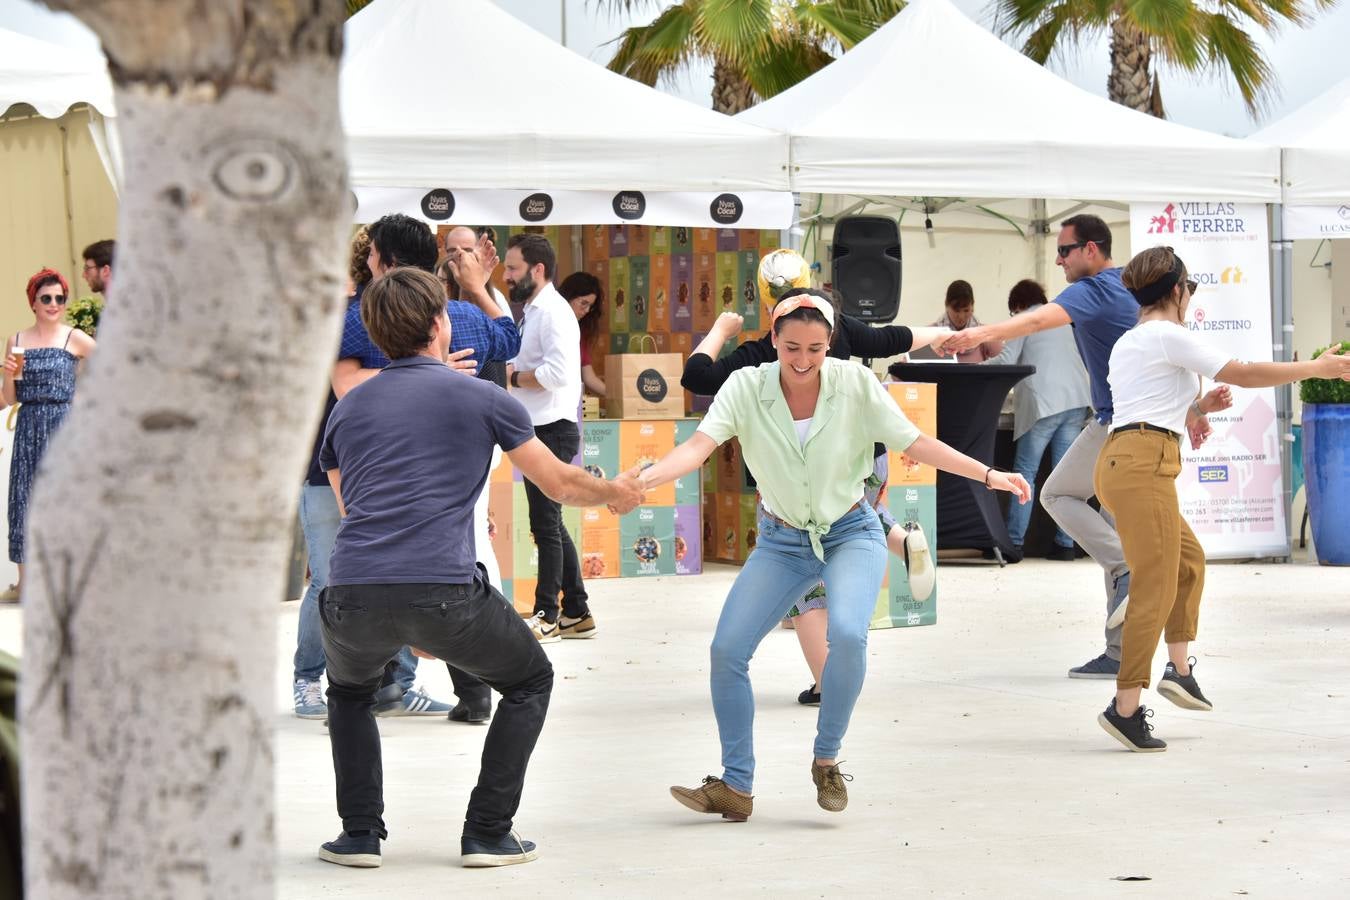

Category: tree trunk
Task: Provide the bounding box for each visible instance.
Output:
[22,2,349,897]
[1107,16,1164,118]
[712,58,757,115]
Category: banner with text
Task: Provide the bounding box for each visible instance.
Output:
[1129,202,1288,559]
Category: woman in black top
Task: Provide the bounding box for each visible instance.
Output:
[683,306,952,704]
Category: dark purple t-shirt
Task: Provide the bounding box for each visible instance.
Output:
[320,355,534,584]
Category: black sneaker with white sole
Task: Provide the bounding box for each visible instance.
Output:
[1157,657,1213,711]
[462,831,539,867]
[1068,653,1119,679]
[318,830,382,868]
[1097,698,1167,752]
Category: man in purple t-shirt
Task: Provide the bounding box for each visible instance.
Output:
[316,268,641,869]
[941,215,1216,679]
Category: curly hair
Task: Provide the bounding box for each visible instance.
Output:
[349,226,372,287]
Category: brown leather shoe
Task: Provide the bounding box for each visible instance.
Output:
[810,761,852,812]
[669,776,752,822]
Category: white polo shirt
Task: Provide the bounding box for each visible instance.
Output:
[511,282,581,427]
[1108,320,1231,435]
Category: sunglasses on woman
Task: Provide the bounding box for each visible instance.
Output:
[37,294,67,306]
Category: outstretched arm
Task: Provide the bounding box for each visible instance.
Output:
[938,303,1071,355]
[634,432,718,491]
[903,435,1031,503]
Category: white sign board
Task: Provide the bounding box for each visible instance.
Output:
[1129,202,1288,559]
[1282,204,1350,240]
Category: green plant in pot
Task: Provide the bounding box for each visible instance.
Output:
[1299,340,1350,564]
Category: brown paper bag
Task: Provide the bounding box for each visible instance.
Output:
[605,337,684,419]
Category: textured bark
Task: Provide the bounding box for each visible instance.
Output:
[711,58,758,115]
[22,2,349,897]
[1107,16,1164,118]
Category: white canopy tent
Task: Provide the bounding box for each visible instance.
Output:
[738,0,1280,203]
[341,0,792,227]
[1252,77,1350,239]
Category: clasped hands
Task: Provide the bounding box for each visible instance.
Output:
[607,465,648,515]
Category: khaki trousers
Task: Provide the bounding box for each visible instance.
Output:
[1093,427,1205,689]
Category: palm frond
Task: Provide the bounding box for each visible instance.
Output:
[694,0,776,64]
[744,31,836,98]
[1198,10,1277,116]
[604,5,699,86]
[792,1,883,50]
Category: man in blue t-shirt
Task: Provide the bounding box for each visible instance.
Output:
[316,267,641,869]
[942,215,1180,679]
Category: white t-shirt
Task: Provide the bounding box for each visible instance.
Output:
[1108,320,1231,435]
[793,416,812,446]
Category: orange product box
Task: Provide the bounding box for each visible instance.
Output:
[716,436,746,495]
[886,382,938,487]
[621,420,675,506]
[715,491,743,561]
[511,578,537,616]
[628,224,651,256]
[580,506,620,580]
[649,254,671,333]
[692,228,717,255]
[487,481,514,579]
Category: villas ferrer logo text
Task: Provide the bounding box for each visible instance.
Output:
[1147,202,1247,235]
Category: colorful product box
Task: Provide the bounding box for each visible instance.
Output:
[608,224,629,258]
[674,504,702,575]
[716,228,740,252]
[608,256,630,333]
[693,252,717,333]
[649,254,671,333]
[672,225,693,254]
[674,419,701,507]
[716,436,745,495]
[715,252,740,318]
[886,382,938,487]
[488,481,514,580]
[586,224,610,261]
[715,492,742,561]
[620,506,675,577]
[737,250,762,330]
[650,226,671,255]
[628,224,651,256]
[738,229,761,251]
[737,493,760,561]
[692,228,717,255]
[580,505,620,581]
[670,254,693,332]
[582,420,621,480]
[627,256,650,334]
[872,484,938,628]
[621,420,675,506]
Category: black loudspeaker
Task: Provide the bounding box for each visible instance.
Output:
[831,215,901,322]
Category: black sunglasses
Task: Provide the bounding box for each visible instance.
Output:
[37,294,67,306]
[1184,279,1198,295]
[1056,241,1088,259]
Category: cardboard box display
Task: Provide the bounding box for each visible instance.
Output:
[692,228,716,255]
[715,251,740,318]
[670,254,693,332]
[673,419,701,507]
[586,224,609,261]
[674,504,702,575]
[627,256,650,334]
[693,252,717,333]
[649,254,670,333]
[582,420,621,480]
[580,505,620,581]
[650,226,671,255]
[620,506,675,577]
[738,229,761,251]
[608,224,629,258]
[886,382,938,487]
[621,420,676,505]
[873,485,938,628]
[737,250,762,330]
[628,224,651,257]
[716,437,745,495]
[716,228,739,252]
[608,256,630,333]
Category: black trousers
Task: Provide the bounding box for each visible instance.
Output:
[523,418,589,620]
[321,578,553,841]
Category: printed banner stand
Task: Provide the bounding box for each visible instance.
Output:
[1129,202,1289,559]
[355,187,794,229]
[1282,204,1350,240]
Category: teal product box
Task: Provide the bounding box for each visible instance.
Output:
[582,420,621,481]
[619,506,676,577]
[674,419,702,507]
[877,485,938,628]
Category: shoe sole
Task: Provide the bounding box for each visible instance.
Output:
[559,628,597,639]
[1067,670,1118,680]
[1106,595,1129,630]
[669,788,749,821]
[450,714,491,725]
[798,699,821,706]
[1157,679,1213,712]
[294,710,327,720]
[903,531,936,603]
[318,848,381,868]
[462,848,539,867]
[535,635,561,644]
[1096,713,1167,752]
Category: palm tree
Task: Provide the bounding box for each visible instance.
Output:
[594,1,907,114]
[992,0,1336,119]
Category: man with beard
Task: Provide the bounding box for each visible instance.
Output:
[503,234,591,642]
[81,239,115,298]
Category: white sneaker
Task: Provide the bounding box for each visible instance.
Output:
[527,611,561,644]
[902,524,936,603]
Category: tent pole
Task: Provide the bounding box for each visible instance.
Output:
[58,119,79,293]
[1271,202,1294,562]
[1031,199,1048,284]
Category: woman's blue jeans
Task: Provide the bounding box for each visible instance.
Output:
[710,503,886,793]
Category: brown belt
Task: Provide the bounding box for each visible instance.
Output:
[1110,422,1180,440]
[761,500,862,530]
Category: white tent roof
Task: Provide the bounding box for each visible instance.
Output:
[0,26,114,119]
[1251,77,1350,206]
[738,0,1280,202]
[340,0,789,193]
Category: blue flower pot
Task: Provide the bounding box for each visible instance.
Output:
[1302,403,1350,565]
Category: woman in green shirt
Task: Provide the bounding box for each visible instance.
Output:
[632,290,1029,820]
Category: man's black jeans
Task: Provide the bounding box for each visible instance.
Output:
[321,578,553,842]
[522,418,589,621]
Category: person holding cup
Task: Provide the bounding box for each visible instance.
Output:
[1,268,97,601]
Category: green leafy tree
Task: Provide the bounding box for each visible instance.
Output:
[595,1,907,113]
[992,0,1338,119]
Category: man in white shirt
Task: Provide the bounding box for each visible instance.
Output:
[505,234,592,642]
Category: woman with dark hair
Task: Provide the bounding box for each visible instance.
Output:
[558,271,606,398]
[2,268,97,601]
[1094,246,1350,752]
[932,279,1003,362]
[635,288,1029,819]
[985,279,1091,558]
[683,269,953,705]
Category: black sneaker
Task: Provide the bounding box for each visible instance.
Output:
[1157,657,1213,711]
[1097,699,1167,752]
[461,831,539,868]
[448,699,491,725]
[1047,545,1077,561]
[318,830,382,868]
[1068,653,1119,679]
[797,684,821,706]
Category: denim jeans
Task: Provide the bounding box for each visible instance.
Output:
[710,503,886,793]
[294,483,416,689]
[522,419,588,620]
[1006,407,1089,547]
[321,578,553,841]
